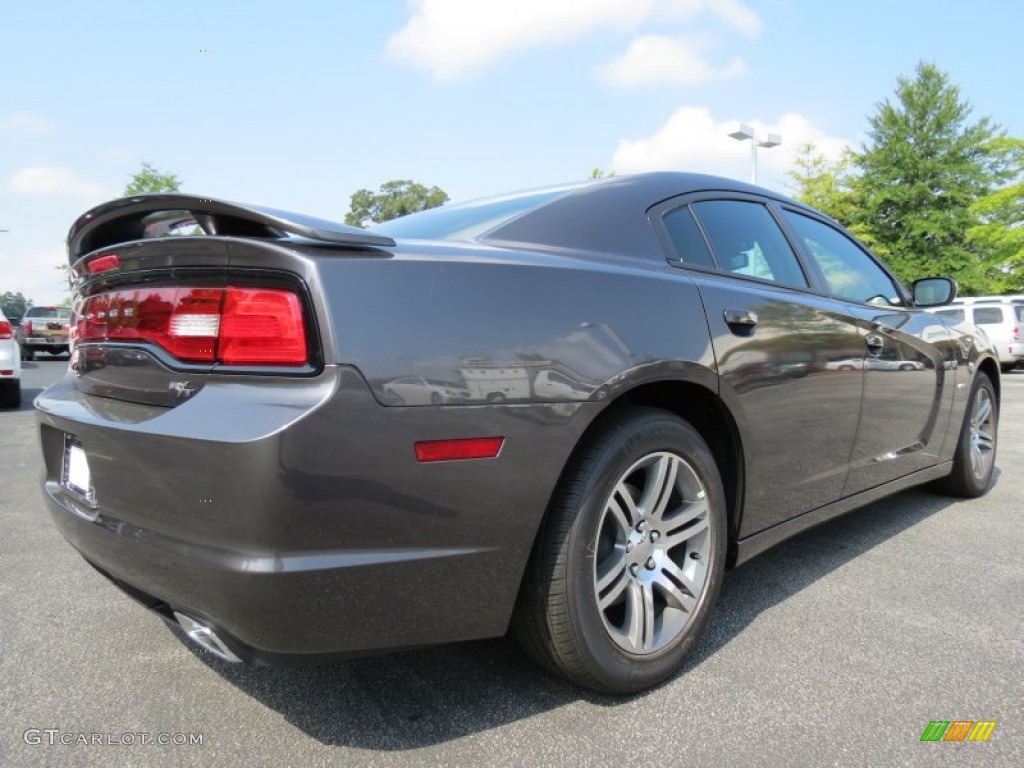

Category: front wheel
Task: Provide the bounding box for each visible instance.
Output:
[513,407,727,694]
[935,373,997,498]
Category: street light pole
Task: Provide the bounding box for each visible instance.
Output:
[728,124,781,185]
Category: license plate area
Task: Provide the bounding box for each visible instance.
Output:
[62,437,96,507]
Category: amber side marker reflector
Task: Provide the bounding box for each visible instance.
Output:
[415,437,504,463]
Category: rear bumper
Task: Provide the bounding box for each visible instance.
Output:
[0,342,19,377]
[36,366,596,661]
[24,335,69,347]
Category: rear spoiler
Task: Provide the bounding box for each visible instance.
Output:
[67,193,395,264]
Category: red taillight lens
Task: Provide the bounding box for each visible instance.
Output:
[86,253,120,274]
[23,320,33,334]
[76,286,307,366]
[1015,327,1021,342]
[0,321,12,339]
[218,288,307,365]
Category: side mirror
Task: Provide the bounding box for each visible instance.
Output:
[727,250,750,270]
[912,277,957,307]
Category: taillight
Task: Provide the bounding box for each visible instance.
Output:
[86,253,120,274]
[1015,326,1021,342]
[219,289,307,364]
[75,286,308,366]
[23,320,33,334]
[0,321,12,340]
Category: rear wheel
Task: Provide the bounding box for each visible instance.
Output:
[21,346,34,362]
[1000,363,1015,374]
[935,373,997,498]
[0,380,21,408]
[513,407,727,694]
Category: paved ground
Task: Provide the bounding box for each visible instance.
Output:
[1,359,1021,767]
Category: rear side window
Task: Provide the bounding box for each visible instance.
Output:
[973,307,1004,325]
[1014,305,1024,323]
[691,201,808,287]
[662,206,715,269]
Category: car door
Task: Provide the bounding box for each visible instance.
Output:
[778,208,955,494]
[654,197,865,537]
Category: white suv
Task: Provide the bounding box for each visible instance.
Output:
[0,307,22,407]
[930,297,1024,372]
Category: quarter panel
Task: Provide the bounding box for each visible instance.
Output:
[313,249,718,406]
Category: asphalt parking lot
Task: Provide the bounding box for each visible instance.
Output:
[1,359,1021,767]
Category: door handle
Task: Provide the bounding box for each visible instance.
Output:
[724,309,758,335]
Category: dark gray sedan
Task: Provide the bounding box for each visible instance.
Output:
[36,173,999,694]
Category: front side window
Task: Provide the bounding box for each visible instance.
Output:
[783,211,901,306]
[690,200,808,288]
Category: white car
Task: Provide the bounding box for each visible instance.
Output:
[930,299,1024,372]
[380,376,471,405]
[533,369,592,400]
[0,307,22,407]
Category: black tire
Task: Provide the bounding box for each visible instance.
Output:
[899,363,915,371]
[512,407,727,694]
[934,373,997,498]
[0,380,21,408]
[487,392,507,403]
[430,391,443,406]
[21,346,34,362]
[1000,363,1016,374]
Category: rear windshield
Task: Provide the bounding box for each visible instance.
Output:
[25,307,71,320]
[373,186,579,241]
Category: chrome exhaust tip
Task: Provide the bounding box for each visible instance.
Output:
[173,611,242,663]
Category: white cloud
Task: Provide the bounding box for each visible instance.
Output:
[708,0,762,36]
[386,0,761,81]
[610,106,851,189]
[0,111,57,134]
[600,35,745,87]
[7,167,106,203]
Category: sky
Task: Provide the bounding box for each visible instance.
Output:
[2,0,1022,305]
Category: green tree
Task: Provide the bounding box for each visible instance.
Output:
[345,179,448,227]
[588,168,616,179]
[787,143,858,226]
[124,162,182,195]
[853,62,1005,292]
[0,291,31,318]
[966,137,1024,292]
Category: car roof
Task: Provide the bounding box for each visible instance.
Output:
[484,172,816,260]
[378,172,818,261]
